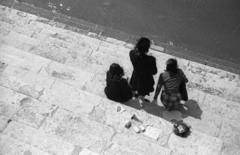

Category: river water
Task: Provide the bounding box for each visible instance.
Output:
[19,0,240,65]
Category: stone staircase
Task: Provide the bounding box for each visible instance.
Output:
[0,5,240,155]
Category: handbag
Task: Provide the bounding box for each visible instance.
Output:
[179,71,188,101]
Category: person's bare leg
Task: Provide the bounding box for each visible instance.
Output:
[138,95,146,108]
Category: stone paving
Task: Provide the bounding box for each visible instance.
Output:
[0,5,240,155]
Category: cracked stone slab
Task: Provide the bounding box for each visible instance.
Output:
[220,142,240,155]
[168,131,223,155]
[0,86,29,118]
[218,118,240,146]
[39,81,102,114]
[39,108,113,154]
[0,133,51,155]
[3,121,75,155]
[102,144,141,155]
[13,97,57,129]
[39,61,94,88]
[0,44,51,68]
[201,94,240,122]
[112,129,171,155]
[0,66,55,98]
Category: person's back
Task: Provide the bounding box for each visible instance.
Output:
[104,64,133,102]
[161,69,185,94]
[129,37,157,107]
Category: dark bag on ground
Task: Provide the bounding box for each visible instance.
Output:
[173,122,191,138]
[179,81,188,101]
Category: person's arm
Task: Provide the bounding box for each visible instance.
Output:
[153,73,163,100]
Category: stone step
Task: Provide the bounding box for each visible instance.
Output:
[0,46,51,74]
[0,133,51,155]
[0,86,57,129]
[0,44,51,66]
[38,60,94,88]
[2,121,77,155]
[0,30,41,52]
[0,66,55,98]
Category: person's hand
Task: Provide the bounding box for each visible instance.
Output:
[151,99,158,105]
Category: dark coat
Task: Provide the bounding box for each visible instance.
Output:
[104,71,133,102]
[129,50,157,96]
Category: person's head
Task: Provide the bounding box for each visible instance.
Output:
[135,37,151,55]
[108,63,124,81]
[166,58,178,73]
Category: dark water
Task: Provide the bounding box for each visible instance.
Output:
[19,0,240,65]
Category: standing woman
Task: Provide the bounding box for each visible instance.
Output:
[129,37,157,107]
[153,58,188,111]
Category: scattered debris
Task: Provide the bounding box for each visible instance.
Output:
[124,120,131,129]
[133,126,140,133]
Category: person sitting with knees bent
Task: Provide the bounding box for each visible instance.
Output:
[153,58,188,111]
[104,63,133,103]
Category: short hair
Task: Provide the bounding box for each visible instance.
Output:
[166,58,178,73]
[135,37,151,55]
[108,63,124,82]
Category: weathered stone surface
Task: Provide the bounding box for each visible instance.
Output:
[3,121,75,155]
[0,44,51,68]
[220,142,240,155]
[0,21,12,35]
[39,61,94,88]
[187,61,239,98]
[1,31,41,52]
[0,134,51,155]
[39,108,113,154]
[202,94,240,122]
[0,53,43,73]
[1,66,55,98]
[98,42,129,61]
[0,86,29,118]
[102,144,140,155]
[83,73,106,97]
[78,147,100,155]
[183,110,222,137]
[40,81,102,114]
[112,130,171,155]
[28,41,72,63]
[168,131,223,155]
[13,97,57,129]
[0,115,8,132]
[218,119,240,146]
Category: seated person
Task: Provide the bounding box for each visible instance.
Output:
[104,63,133,102]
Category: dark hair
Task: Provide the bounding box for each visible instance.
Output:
[134,37,151,55]
[166,58,178,73]
[108,63,124,82]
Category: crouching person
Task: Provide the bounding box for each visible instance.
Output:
[104,63,133,102]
